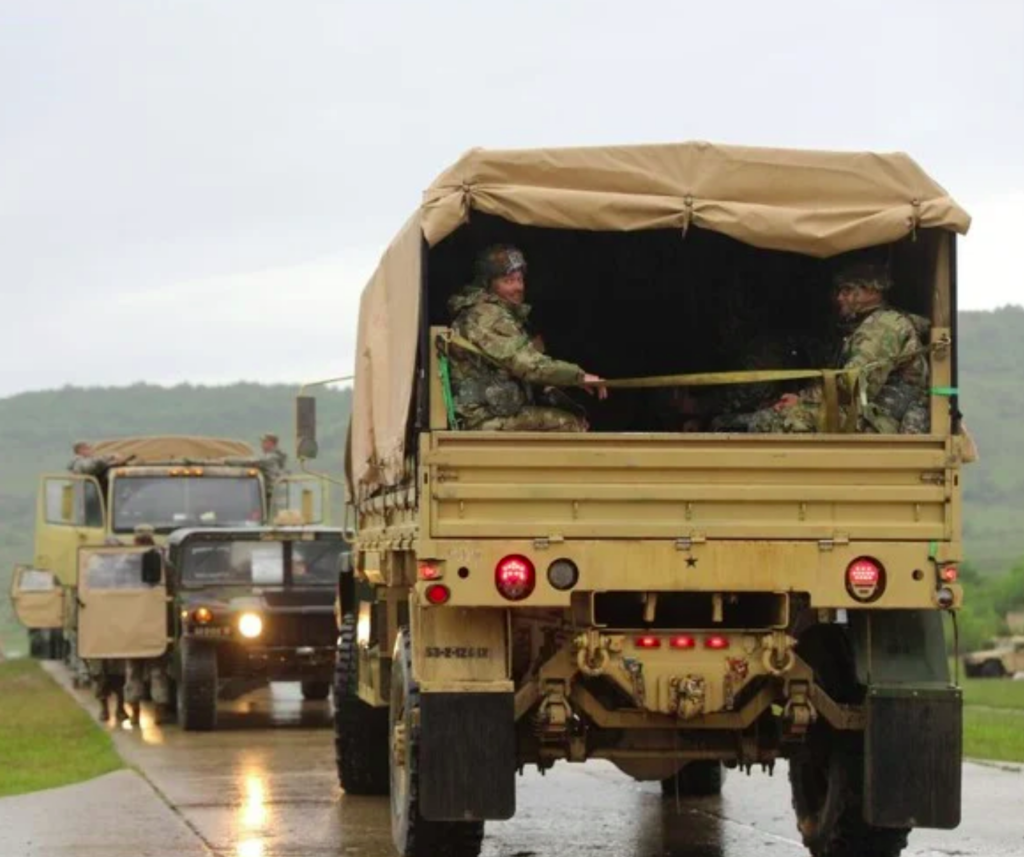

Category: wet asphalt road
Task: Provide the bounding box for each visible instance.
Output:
[92,683,1023,857]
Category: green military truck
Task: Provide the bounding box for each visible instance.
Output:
[309,143,972,857]
[10,435,327,672]
[164,526,349,730]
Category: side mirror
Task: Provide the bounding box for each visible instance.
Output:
[296,395,319,460]
[61,484,75,523]
[141,549,162,586]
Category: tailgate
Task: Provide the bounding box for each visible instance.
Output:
[426,433,955,541]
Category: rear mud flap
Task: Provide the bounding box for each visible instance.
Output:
[864,685,962,829]
[419,692,515,821]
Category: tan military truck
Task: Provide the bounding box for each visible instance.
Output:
[307,143,972,857]
[10,435,327,668]
[963,636,1024,678]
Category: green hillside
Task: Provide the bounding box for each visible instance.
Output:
[0,382,351,655]
[1,307,1022,654]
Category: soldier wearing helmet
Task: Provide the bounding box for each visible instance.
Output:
[746,262,930,434]
[447,245,607,431]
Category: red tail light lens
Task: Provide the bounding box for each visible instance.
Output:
[939,565,958,583]
[495,555,536,601]
[670,635,696,650]
[635,635,661,649]
[704,635,729,650]
[846,556,885,602]
[424,584,450,605]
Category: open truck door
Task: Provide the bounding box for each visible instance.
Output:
[76,547,168,659]
[272,474,331,525]
[34,474,106,587]
[10,564,65,630]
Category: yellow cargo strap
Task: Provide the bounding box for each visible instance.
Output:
[443,333,940,434]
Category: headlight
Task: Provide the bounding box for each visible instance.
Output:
[238,612,263,638]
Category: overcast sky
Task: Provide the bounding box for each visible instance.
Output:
[1,0,1021,398]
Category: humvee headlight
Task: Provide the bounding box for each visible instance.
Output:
[193,607,214,625]
[238,612,263,638]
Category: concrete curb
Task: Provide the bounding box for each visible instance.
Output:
[0,660,210,857]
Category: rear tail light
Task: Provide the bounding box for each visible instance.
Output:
[546,558,579,591]
[670,635,696,650]
[939,565,958,583]
[418,562,442,580]
[635,635,661,649]
[495,555,536,601]
[704,635,729,650]
[846,556,885,602]
[424,584,450,605]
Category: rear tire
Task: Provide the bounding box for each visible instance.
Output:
[790,727,909,857]
[334,615,390,795]
[390,628,484,857]
[301,680,331,701]
[177,639,218,731]
[661,760,725,797]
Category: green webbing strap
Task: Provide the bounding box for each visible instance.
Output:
[436,348,458,429]
[931,386,958,397]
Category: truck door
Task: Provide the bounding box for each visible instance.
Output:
[9,565,65,630]
[272,474,330,524]
[77,547,168,659]
[34,475,107,587]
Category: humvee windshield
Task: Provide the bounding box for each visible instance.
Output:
[112,477,263,534]
[180,539,343,588]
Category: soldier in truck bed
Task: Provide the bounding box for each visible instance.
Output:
[447,245,607,431]
[745,263,931,434]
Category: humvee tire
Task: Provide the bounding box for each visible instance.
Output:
[981,660,1005,678]
[333,615,389,794]
[178,638,218,731]
[790,726,909,857]
[661,761,725,797]
[302,681,331,701]
[390,628,484,857]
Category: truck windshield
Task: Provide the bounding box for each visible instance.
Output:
[180,540,343,587]
[112,477,263,534]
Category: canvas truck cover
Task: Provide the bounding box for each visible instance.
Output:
[352,141,971,494]
[92,436,255,464]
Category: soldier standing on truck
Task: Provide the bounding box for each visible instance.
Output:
[447,245,607,431]
[222,432,288,482]
[746,263,930,433]
[68,441,131,477]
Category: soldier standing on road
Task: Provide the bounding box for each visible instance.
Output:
[447,245,607,431]
[746,263,930,434]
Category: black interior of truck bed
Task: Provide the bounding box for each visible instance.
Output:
[426,214,939,431]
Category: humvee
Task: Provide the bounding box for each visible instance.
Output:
[310,142,972,857]
[9,435,327,669]
[164,527,349,730]
[963,636,1024,678]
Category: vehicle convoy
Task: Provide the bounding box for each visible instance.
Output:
[9,435,327,666]
[963,636,1024,678]
[302,142,973,857]
[164,526,349,730]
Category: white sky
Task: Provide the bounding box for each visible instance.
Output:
[0,0,1021,397]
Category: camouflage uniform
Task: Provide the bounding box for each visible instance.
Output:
[68,454,121,476]
[447,251,588,432]
[225,436,288,484]
[748,306,930,434]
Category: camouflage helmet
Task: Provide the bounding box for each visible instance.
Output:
[474,244,527,287]
[832,262,893,293]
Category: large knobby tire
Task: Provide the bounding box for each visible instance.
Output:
[301,680,331,701]
[334,615,390,795]
[789,728,909,857]
[390,628,484,857]
[177,638,218,732]
[661,760,725,798]
[980,660,1005,678]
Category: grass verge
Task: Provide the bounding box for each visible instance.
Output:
[960,676,1024,763]
[0,659,123,797]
